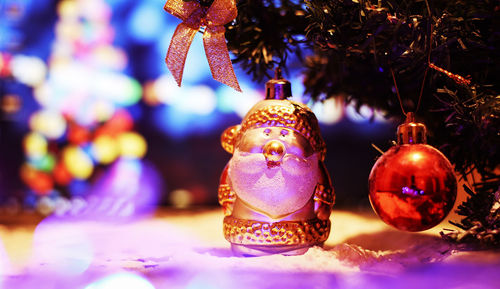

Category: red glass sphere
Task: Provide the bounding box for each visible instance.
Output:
[368,144,457,231]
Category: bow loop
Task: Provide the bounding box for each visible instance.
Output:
[206,0,238,26]
[164,0,199,21]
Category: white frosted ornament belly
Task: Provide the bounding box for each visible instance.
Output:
[228,150,320,218]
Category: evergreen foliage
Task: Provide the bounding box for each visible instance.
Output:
[199,0,500,247]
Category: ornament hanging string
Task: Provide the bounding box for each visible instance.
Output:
[390,11,472,115]
[389,23,433,116]
[389,67,407,116]
[164,0,241,91]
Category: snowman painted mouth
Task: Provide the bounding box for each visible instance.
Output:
[266,160,281,168]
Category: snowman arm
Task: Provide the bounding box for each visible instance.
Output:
[314,184,334,206]
[218,164,236,216]
[313,161,334,220]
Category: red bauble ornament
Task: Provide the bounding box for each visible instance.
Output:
[368,113,457,231]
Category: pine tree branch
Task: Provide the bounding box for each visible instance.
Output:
[223,0,500,246]
[226,0,308,81]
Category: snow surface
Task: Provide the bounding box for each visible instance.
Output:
[0,209,498,289]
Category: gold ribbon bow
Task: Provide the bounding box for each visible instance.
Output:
[164,0,241,91]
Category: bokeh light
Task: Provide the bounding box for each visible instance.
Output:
[23,132,48,160]
[216,84,262,117]
[151,74,180,105]
[34,62,142,126]
[30,154,56,172]
[53,161,73,186]
[1,93,22,114]
[152,105,220,139]
[127,2,164,43]
[345,101,387,123]
[152,74,218,115]
[91,135,119,164]
[118,132,147,159]
[96,109,134,137]
[63,146,94,180]
[311,97,344,125]
[169,189,193,209]
[84,272,155,289]
[10,54,47,86]
[29,110,67,140]
[20,164,54,195]
[35,196,56,215]
[67,123,92,145]
[175,85,217,116]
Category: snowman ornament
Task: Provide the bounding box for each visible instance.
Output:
[219,71,334,256]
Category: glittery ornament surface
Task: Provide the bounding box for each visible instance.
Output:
[223,215,330,246]
[368,144,457,232]
[164,0,241,91]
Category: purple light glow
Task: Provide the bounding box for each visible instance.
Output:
[185,273,227,289]
[0,210,497,289]
[401,186,425,196]
[69,159,163,219]
[0,237,10,287]
[31,218,94,276]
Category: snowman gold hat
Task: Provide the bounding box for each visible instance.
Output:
[221,100,327,160]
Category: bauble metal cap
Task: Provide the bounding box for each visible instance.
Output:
[396,112,427,144]
[265,68,292,100]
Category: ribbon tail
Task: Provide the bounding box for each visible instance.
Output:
[203,27,241,92]
[166,23,197,87]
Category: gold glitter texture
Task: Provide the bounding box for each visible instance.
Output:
[223,216,330,246]
[218,183,235,216]
[314,184,335,206]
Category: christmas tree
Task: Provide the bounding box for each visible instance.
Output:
[17,0,149,216]
[189,0,499,247]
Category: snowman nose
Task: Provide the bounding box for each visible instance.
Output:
[263,140,286,165]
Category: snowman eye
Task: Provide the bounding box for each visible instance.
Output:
[263,128,271,136]
[280,129,289,137]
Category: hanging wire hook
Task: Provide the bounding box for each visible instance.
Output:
[390,21,434,116]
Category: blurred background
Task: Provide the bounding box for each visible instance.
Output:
[0,0,398,217]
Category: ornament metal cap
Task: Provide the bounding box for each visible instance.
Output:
[397,112,427,144]
[265,68,292,100]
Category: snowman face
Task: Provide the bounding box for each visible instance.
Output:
[237,127,314,160]
[228,127,320,218]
